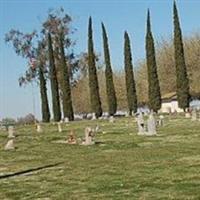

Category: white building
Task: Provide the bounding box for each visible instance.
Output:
[160,92,183,113]
[160,92,200,113]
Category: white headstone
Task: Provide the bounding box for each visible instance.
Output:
[144,112,149,117]
[198,111,200,121]
[8,126,15,138]
[158,115,164,126]
[95,125,99,133]
[197,110,200,121]
[191,109,197,121]
[36,124,42,133]
[109,116,115,123]
[185,112,191,118]
[125,112,129,117]
[57,122,62,132]
[64,117,69,123]
[82,127,95,145]
[103,116,108,120]
[91,113,96,120]
[147,112,157,136]
[4,139,15,150]
[136,112,146,135]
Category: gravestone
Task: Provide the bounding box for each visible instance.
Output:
[91,125,100,134]
[125,112,129,117]
[8,126,15,138]
[67,130,77,144]
[36,124,42,133]
[4,139,15,150]
[191,109,197,121]
[185,112,191,118]
[94,125,99,133]
[136,112,146,135]
[147,112,157,136]
[57,122,62,132]
[158,115,164,126]
[109,116,115,123]
[144,112,149,117]
[64,117,69,123]
[91,113,96,120]
[103,116,108,120]
[198,111,200,122]
[82,127,95,145]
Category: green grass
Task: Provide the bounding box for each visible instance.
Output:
[0,116,200,200]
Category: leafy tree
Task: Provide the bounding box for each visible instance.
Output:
[5,30,51,122]
[42,8,79,87]
[5,8,80,121]
[17,113,37,125]
[173,1,190,110]
[145,10,161,112]
[102,23,117,116]
[2,118,16,125]
[87,17,102,117]
[48,33,61,121]
[42,8,80,117]
[124,31,137,115]
[59,31,74,120]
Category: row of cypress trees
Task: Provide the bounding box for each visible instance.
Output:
[87,1,189,118]
[88,17,138,117]
[146,1,189,112]
[45,1,189,121]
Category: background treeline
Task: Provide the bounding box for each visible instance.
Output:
[72,32,200,113]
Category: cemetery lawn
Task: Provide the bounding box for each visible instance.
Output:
[0,116,200,200]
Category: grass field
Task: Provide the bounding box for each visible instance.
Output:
[0,115,200,200]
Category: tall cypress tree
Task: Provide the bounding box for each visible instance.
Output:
[124,31,137,115]
[102,23,117,116]
[145,10,161,112]
[88,17,102,117]
[59,31,74,121]
[38,62,51,122]
[173,1,190,110]
[48,33,61,121]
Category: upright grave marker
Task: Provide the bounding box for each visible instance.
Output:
[82,127,95,145]
[4,139,15,150]
[8,126,15,138]
[147,112,157,136]
[36,124,42,133]
[136,112,146,135]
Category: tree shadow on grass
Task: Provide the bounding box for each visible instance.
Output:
[0,161,64,180]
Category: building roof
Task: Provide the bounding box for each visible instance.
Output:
[161,92,177,101]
